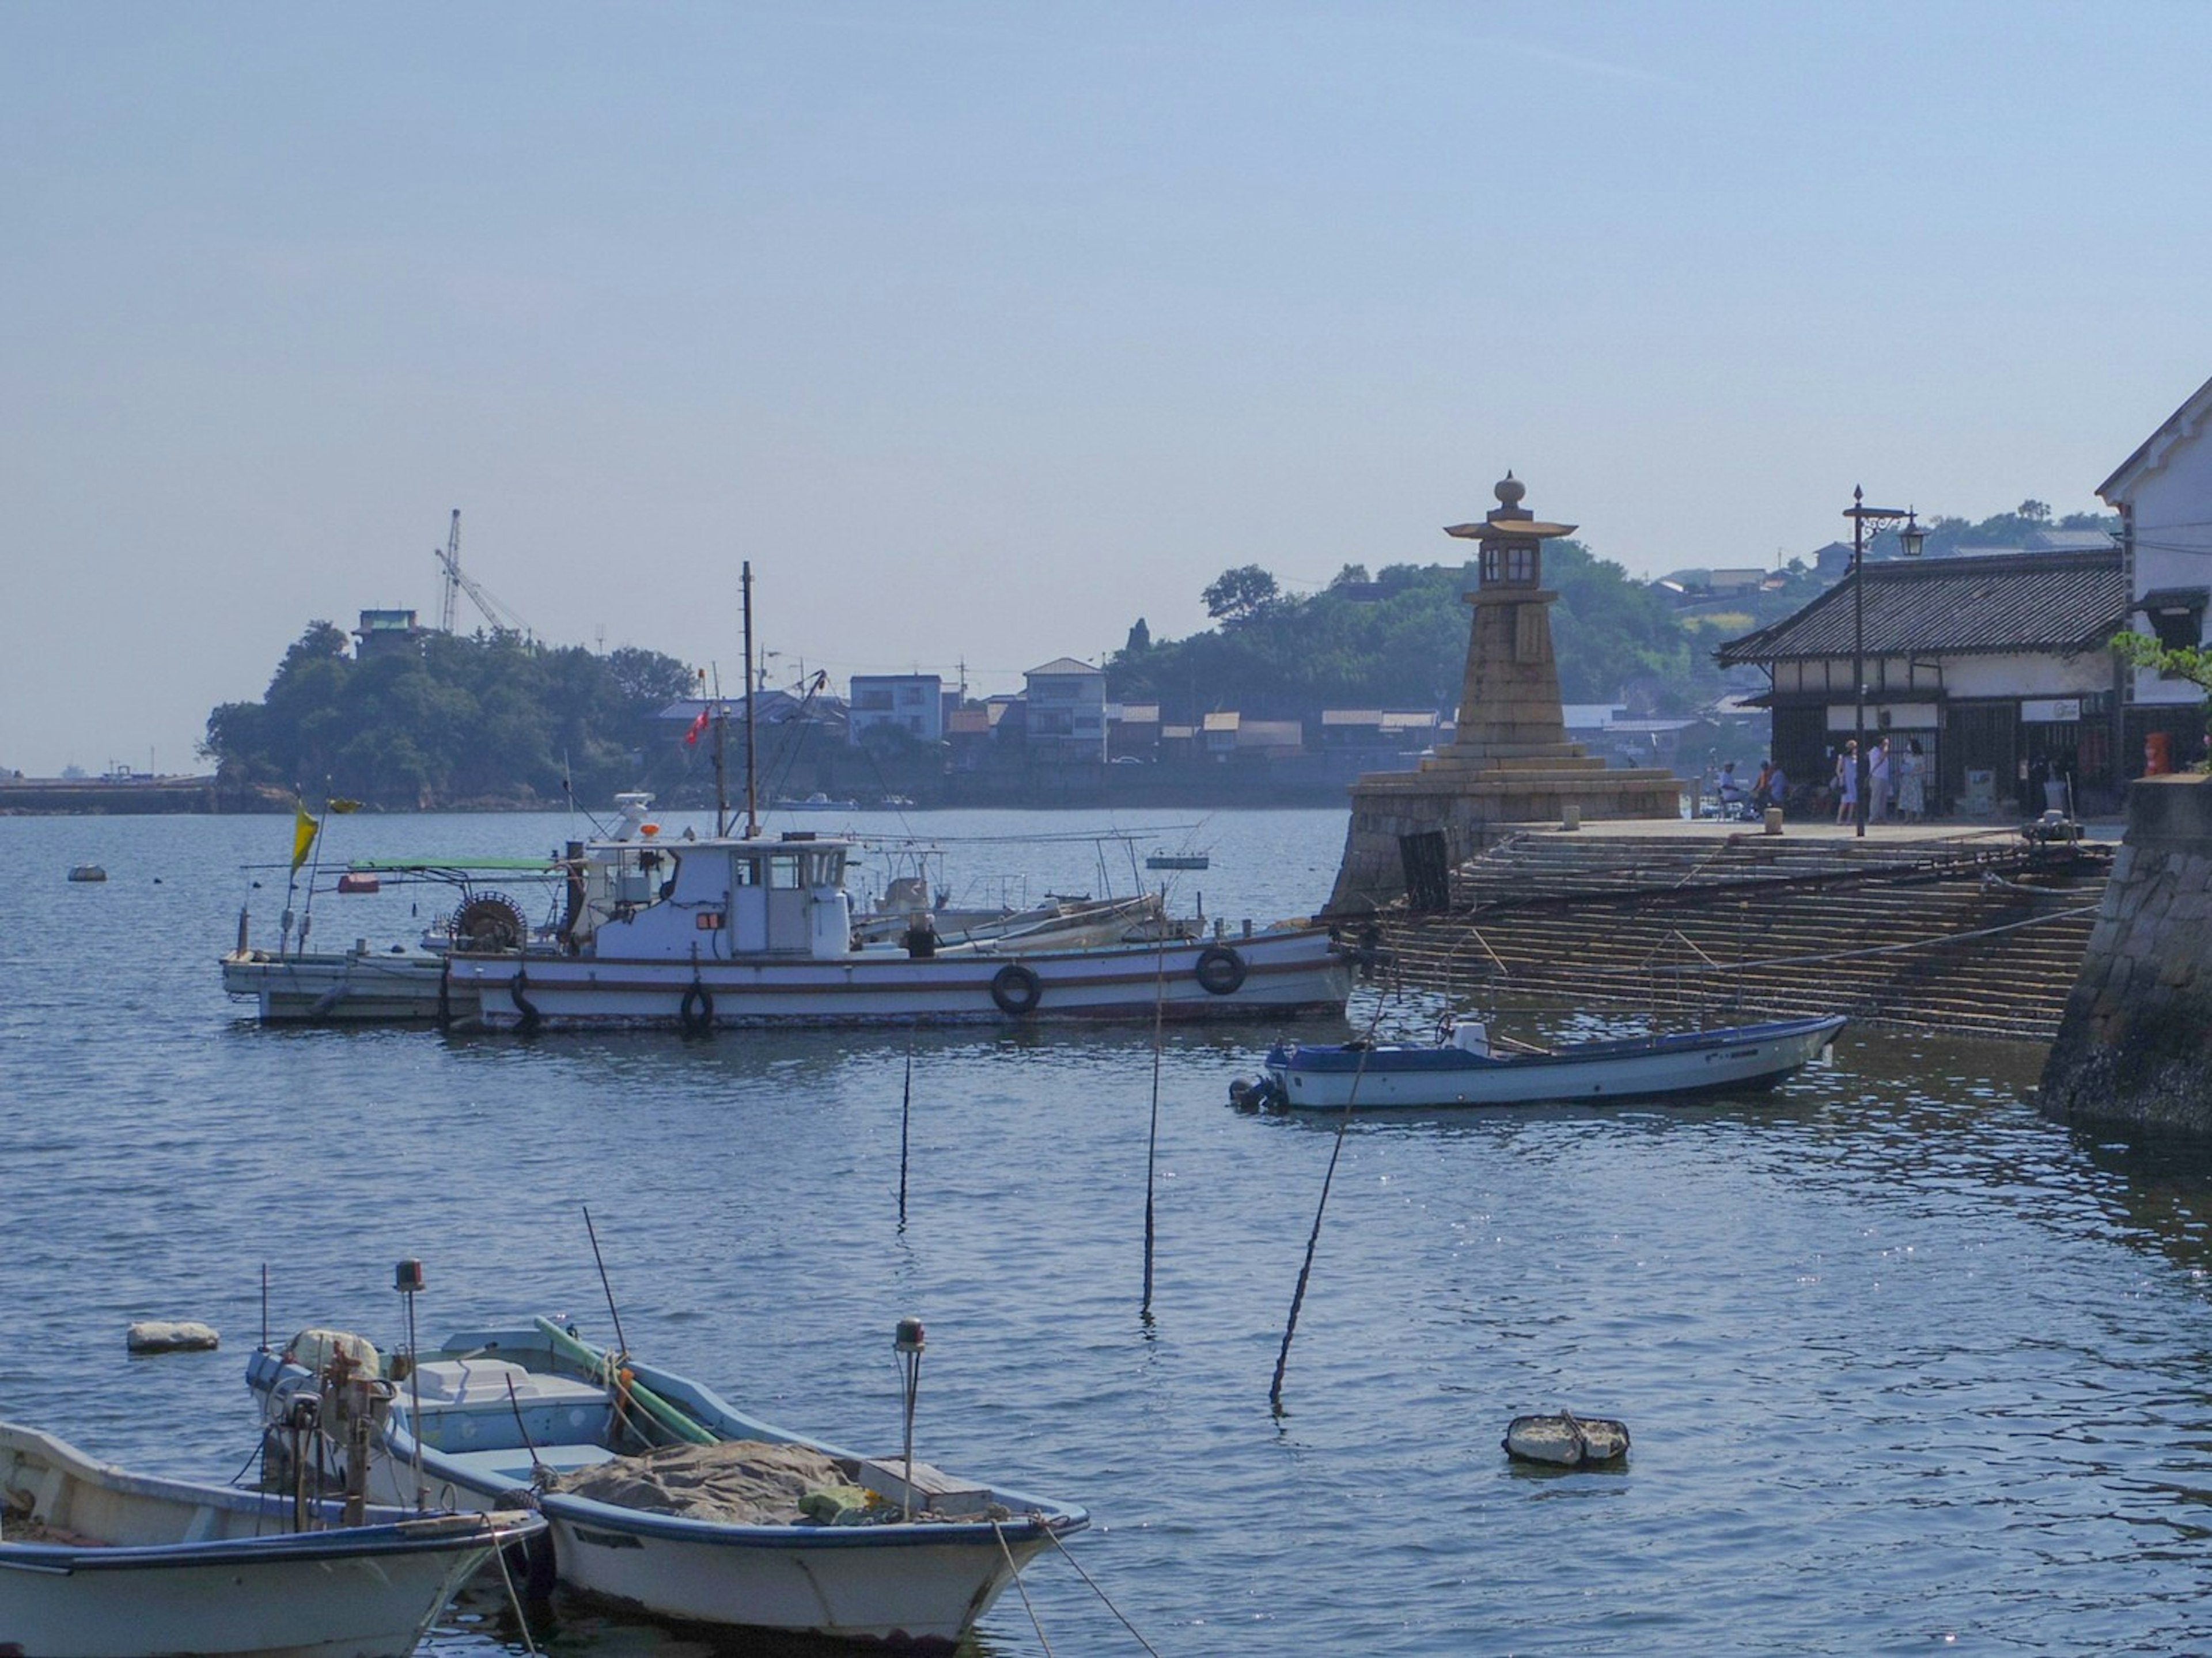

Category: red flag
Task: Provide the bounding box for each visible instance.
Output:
[684,705,711,746]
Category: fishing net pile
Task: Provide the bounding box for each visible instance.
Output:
[546,1439,854,1524]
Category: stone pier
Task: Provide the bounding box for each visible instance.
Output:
[2039,773,2212,1135]
[1329,475,1685,913]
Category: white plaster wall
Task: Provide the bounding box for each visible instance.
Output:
[2117,405,2212,705]
[1944,651,2113,699]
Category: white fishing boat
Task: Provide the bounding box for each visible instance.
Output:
[1239,1012,1847,1110]
[0,1419,543,1658]
[445,826,1348,1031]
[247,1319,1086,1649]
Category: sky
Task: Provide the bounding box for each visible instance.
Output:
[5,1,2210,776]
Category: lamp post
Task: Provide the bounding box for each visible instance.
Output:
[1842,487,1926,837]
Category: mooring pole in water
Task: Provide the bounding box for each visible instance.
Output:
[1269,995,1388,1414]
[898,1048,913,1230]
[1142,942,1166,1316]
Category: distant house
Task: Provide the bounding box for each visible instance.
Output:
[1108,702,1161,761]
[354,609,426,662]
[1716,549,2130,815]
[945,704,995,771]
[1652,568,1771,607]
[1318,710,1442,752]
[1022,658,1108,763]
[658,687,848,748]
[848,674,944,746]
[2099,372,2212,769]
[1200,711,1240,759]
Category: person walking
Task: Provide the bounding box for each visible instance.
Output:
[1834,741,1859,825]
[1868,739,1892,824]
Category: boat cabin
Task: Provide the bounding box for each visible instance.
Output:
[562,830,854,961]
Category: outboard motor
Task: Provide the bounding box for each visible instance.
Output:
[1450,1019,1491,1058]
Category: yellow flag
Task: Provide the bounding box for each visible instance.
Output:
[291,804,320,870]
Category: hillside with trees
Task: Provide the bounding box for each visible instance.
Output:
[1109,541,1719,718]
[202,624,695,807]
[1111,504,2119,722]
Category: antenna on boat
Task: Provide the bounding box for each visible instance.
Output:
[710,663,730,839]
[741,561,760,839]
[894,1316,925,1522]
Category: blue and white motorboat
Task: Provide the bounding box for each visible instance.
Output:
[1237,1012,1847,1110]
[248,1318,1088,1650]
[0,1418,542,1658]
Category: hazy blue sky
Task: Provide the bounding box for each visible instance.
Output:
[5,2,2208,776]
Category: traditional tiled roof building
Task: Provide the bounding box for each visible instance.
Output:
[1716,548,2129,815]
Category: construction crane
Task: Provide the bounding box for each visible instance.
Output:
[431,509,532,640]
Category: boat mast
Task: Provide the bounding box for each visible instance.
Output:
[742,561,760,838]
[711,665,730,839]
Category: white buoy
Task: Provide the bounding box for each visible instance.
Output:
[126,1321,220,1354]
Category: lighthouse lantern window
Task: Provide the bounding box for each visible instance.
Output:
[1484,542,1537,586]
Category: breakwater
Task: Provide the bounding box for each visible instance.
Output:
[2040,774,2212,1133]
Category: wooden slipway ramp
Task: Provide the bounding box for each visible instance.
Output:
[1362,826,2108,1042]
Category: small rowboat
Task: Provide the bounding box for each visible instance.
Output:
[1237,1012,1846,1110]
[0,1419,543,1658]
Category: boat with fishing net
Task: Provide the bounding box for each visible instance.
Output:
[246,1318,1087,1649]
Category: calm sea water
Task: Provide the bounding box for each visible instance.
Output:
[6,805,2212,1656]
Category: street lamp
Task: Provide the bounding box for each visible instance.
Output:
[1842,487,1926,837]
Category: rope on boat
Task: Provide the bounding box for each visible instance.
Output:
[991,1520,1057,1658]
[1041,1523,1166,1657]
[486,1522,541,1656]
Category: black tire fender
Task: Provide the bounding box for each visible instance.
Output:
[679,979,714,1037]
[1195,944,1247,996]
[990,962,1043,1016]
[510,965,543,1036]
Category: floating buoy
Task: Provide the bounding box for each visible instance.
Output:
[1504,1410,1629,1466]
[126,1320,221,1355]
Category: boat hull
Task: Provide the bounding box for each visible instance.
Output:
[220,948,465,1024]
[449,927,1350,1031]
[0,1422,536,1658]
[537,1512,1047,1647]
[1266,1015,1846,1109]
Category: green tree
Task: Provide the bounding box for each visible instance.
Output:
[1202,565,1281,624]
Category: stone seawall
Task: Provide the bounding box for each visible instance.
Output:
[2039,774,2212,1135]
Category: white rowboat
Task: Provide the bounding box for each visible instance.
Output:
[0,1419,542,1658]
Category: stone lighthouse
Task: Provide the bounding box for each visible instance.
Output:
[1327,474,1687,912]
